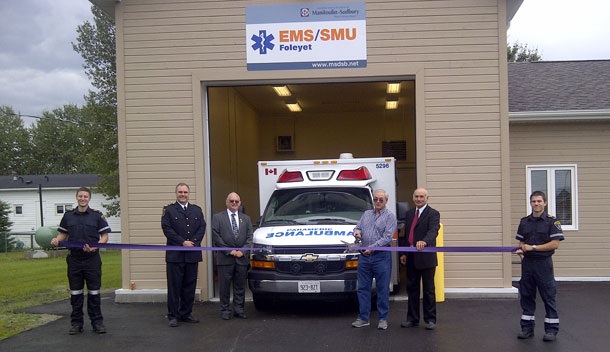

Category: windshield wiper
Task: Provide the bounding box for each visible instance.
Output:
[261,219,302,226]
[305,218,357,224]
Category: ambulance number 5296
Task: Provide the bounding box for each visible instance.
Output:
[376,163,389,169]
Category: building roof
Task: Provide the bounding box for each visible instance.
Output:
[508,60,610,112]
[0,174,101,190]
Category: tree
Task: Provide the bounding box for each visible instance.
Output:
[507,42,541,62]
[0,200,15,253]
[27,105,90,174]
[73,6,120,216]
[0,106,31,175]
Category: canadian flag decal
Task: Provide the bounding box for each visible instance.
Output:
[265,168,277,175]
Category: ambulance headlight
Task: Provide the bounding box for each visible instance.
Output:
[251,245,272,259]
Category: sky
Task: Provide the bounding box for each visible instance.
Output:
[1,0,610,125]
[507,0,610,61]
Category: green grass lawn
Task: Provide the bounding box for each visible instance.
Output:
[0,249,121,340]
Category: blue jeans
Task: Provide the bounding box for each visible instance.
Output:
[357,251,391,321]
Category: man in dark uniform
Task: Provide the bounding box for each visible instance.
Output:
[515,191,564,342]
[51,187,111,335]
[161,183,206,327]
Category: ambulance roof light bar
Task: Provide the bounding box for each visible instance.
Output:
[337,167,372,180]
[277,170,304,183]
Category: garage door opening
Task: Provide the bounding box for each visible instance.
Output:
[207,80,416,298]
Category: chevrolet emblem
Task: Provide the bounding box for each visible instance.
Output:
[300,253,319,261]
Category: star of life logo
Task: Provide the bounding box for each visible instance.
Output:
[251,30,275,54]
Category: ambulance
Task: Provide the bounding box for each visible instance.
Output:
[248,153,405,309]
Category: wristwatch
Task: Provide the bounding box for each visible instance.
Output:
[532,245,537,251]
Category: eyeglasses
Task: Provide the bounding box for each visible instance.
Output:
[373,198,385,203]
[229,200,240,204]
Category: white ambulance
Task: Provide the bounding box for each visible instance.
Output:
[248,153,404,309]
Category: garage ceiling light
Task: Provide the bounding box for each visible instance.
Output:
[286,101,302,112]
[273,85,292,97]
[385,98,398,110]
[387,82,401,94]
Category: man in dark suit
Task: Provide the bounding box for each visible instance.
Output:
[212,192,253,320]
[161,183,206,327]
[399,188,440,330]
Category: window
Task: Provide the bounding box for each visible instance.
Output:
[56,204,74,214]
[526,164,578,230]
[15,205,23,215]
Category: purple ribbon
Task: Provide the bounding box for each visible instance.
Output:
[59,241,519,253]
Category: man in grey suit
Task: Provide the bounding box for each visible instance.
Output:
[212,192,253,320]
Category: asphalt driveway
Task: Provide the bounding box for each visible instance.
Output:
[2,282,607,352]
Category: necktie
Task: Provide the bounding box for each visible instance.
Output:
[231,213,238,239]
[408,208,419,246]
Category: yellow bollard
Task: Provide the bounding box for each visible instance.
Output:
[434,223,445,302]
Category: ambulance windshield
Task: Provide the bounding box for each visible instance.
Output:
[261,187,373,226]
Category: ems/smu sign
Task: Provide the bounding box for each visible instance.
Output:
[246,2,367,71]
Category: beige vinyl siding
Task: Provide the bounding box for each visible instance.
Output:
[116,0,512,294]
[510,121,610,277]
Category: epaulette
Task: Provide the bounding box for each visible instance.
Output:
[547,214,554,218]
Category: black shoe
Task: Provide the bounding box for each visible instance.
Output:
[517,330,534,339]
[69,325,83,335]
[425,321,436,330]
[93,323,106,334]
[179,315,200,323]
[543,332,557,342]
[168,318,178,327]
[233,312,247,319]
[400,321,418,328]
[221,313,231,320]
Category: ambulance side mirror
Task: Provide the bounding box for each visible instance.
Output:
[396,202,410,222]
[396,202,409,237]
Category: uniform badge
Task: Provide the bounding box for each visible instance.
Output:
[553,221,562,230]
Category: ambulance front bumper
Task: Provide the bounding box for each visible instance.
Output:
[248,271,358,293]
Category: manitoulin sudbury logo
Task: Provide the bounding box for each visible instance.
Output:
[251,30,275,54]
[300,8,310,17]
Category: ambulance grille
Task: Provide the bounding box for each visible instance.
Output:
[275,261,344,274]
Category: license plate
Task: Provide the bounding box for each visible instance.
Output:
[298,281,320,293]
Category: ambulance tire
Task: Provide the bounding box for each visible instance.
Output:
[253,293,274,311]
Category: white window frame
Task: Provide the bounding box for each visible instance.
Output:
[14,204,24,216]
[55,203,74,215]
[526,164,578,231]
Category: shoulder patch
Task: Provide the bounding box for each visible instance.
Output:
[554,220,562,230]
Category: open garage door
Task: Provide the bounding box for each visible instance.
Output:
[207,80,416,297]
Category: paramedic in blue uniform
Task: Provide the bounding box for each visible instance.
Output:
[51,187,110,335]
[162,183,206,327]
[515,191,564,342]
[351,189,397,330]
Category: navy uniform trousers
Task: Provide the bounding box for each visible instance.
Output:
[520,256,559,334]
[67,252,103,327]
